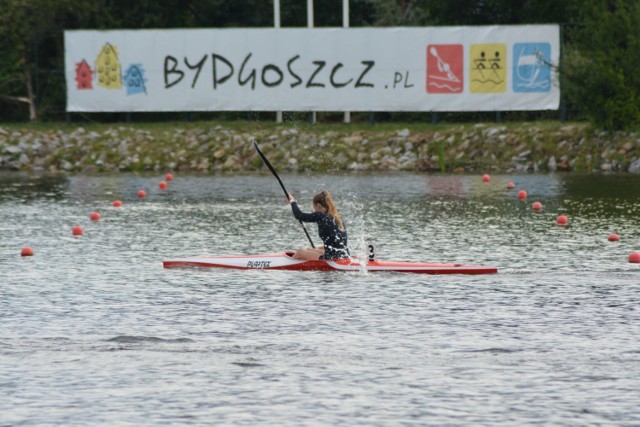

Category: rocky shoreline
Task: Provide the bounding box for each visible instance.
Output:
[1,122,639,174]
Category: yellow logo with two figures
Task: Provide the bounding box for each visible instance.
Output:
[470,44,506,93]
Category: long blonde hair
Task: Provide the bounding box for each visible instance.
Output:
[313,190,344,230]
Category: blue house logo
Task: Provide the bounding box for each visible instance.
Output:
[513,43,551,93]
[123,64,147,95]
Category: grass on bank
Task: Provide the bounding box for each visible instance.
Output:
[0,118,580,134]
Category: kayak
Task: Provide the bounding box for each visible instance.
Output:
[163,251,498,275]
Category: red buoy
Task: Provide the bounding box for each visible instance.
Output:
[165,173,174,181]
[159,181,168,190]
[113,200,123,208]
[90,211,101,222]
[482,174,490,183]
[608,233,620,242]
[557,215,569,226]
[72,225,84,236]
[518,190,527,200]
[629,252,640,263]
[507,182,516,189]
[21,247,34,256]
[532,201,543,212]
[137,190,147,199]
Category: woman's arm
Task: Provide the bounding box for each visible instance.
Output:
[290,200,323,223]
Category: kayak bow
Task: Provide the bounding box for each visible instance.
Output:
[163,251,498,275]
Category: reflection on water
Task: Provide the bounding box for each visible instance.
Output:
[0,172,69,202]
[1,172,640,425]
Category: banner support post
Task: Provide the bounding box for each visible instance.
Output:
[274,0,283,123]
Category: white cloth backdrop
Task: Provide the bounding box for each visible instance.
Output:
[65,26,560,112]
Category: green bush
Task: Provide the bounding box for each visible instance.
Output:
[562,0,640,130]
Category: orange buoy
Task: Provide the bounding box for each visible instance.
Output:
[557,215,569,226]
[507,182,516,189]
[482,174,490,183]
[90,211,101,222]
[532,201,542,212]
[21,247,34,256]
[159,181,168,190]
[629,252,640,263]
[165,173,174,181]
[608,233,620,242]
[113,200,123,207]
[72,225,84,236]
[137,189,147,199]
[518,190,527,200]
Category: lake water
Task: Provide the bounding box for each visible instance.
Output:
[2,172,640,425]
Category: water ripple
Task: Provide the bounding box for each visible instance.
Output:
[1,173,640,425]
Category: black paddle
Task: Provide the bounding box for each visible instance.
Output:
[253,141,315,248]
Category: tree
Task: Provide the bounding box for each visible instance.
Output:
[424,0,582,25]
[0,0,100,121]
[0,0,44,121]
[562,0,640,129]
[363,0,430,26]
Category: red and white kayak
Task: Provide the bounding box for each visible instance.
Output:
[163,251,498,274]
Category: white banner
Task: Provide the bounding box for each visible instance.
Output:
[64,26,560,112]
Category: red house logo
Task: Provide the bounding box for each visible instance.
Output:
[75,59,93,90]
[426,44,463,94]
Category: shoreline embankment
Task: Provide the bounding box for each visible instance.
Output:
[1,121,639,174]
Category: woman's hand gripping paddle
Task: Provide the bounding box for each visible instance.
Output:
[253,141,315,248]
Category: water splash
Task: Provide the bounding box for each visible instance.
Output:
[341,187,369,274]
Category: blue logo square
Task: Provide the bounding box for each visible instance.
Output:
[513,43,551,93]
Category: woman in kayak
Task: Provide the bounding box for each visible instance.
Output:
[287,190,349,260]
